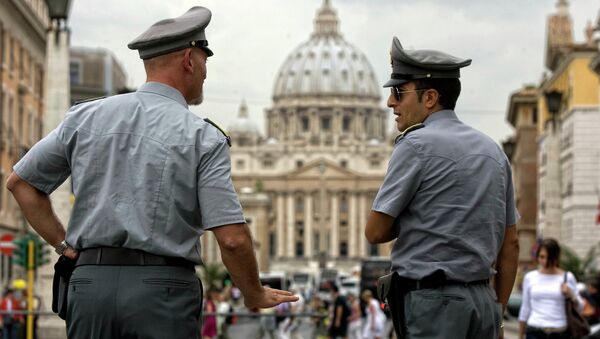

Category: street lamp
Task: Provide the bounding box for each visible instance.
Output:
[544,90,562,131]
[45,0,72,20]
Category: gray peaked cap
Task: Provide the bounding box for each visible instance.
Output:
[128,6,214,59]
[384,37,471,87]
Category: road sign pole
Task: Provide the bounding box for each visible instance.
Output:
[27,239,34,339]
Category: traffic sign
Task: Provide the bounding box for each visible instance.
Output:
[0,234,15,255]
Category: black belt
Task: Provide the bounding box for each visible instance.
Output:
[397,272,489,291]
[76,247,195,271]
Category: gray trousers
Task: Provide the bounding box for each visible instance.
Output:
[66,265,202,339]
[401,284,502,339]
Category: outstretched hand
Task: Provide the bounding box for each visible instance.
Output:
[244,286,299,309]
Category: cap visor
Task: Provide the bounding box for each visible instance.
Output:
[383,78,408,88]
[202,47,214,57]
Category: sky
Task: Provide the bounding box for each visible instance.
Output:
[68,0,600,144]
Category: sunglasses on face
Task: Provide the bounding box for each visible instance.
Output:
[391,87,428,101]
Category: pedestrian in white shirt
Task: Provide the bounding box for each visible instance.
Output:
[518,238,583,339]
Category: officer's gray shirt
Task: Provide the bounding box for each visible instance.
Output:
[372,110,518,281]
[13,82,245,263]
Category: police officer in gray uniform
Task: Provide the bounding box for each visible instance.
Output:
[7,6,297,339]
[365,37,520,339]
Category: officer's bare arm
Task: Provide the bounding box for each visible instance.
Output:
[5,172,75,259]
[494,225,519,312]
[211,223,298,309]
[365,211,397,244]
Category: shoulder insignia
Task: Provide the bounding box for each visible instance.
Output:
[73,96,106,106]
[394,123,425,144]
[204,118,232,147]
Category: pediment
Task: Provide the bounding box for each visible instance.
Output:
[287,159,360,179]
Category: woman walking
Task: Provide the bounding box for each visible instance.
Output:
[518,238,583,339]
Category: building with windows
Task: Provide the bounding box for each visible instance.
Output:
[0,0,48,286]
[70,46,129,104]
[201,0,393,273]
[536,0,600,259]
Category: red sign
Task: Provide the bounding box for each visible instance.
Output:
[0,234,15,256]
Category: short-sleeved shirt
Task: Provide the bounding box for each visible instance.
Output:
[13,82,245,263]
[372,110,518,281]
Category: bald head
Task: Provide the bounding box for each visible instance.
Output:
[143,48,208,105]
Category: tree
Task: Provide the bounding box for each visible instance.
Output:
[199,262,226,289]
[560,244,598,281]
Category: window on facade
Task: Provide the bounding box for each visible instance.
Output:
[263,160,274,168]
[9,38,15,73]
[8,97,13,140]
[295,241,304,257]
[0,172,3,212]
[296,197,304,213]
[541,153,547,166]
[18,46,24,80]
[340,242,348,257]
[0,90,3,130]
[296,160,303,169]
[340,160,347,168]
[370,160,380,168]
[369,244,379,256]
[37,68,44,98]
[236,159,245,169]
[0,24,4,66]
[532,108,538,124]
[342,116,352,132]
[269,232,276,257]
[340,195,348,213]
[70,61,81,85]
[301,116,309,132]
[321,116,331,131]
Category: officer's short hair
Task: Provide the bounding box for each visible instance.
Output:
[412,78,461,110]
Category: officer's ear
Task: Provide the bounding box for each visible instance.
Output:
[182,48,194,74]
[423,88,440,109]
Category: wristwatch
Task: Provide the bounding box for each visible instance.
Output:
[54,240,71,255]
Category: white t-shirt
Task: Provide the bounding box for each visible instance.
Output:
[518,270,582,328]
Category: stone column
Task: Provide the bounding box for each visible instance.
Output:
[304,193,313,258]
[329,193,339,257]
[349,193,358,257]
[359,193,367,257]
[287,193,295,257]
[276,193,285,257]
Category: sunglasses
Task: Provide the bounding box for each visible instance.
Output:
[391,87,428,101]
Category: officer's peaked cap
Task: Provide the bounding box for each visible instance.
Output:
[128,6,214,60]
[384,37,471,88]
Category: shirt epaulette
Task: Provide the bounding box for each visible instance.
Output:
[204,118,232,147]
[394,123,425,144]
[73,96,106,106]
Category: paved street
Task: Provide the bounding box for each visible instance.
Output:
[221,316,519,339]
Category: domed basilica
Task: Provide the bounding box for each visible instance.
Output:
[202,0,394,273]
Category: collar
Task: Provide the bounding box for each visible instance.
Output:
[137,82,188,109]
[423,109,458,125]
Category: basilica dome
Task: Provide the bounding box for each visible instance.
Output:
[272,0,380,101]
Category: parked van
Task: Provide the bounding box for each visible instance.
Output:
[259,271,288,290]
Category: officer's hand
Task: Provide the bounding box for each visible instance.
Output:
[63,247,79,260]
[244,286,298,309]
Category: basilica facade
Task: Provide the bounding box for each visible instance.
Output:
[202,0,394,273]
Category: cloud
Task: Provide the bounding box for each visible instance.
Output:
[68,0,600,143]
